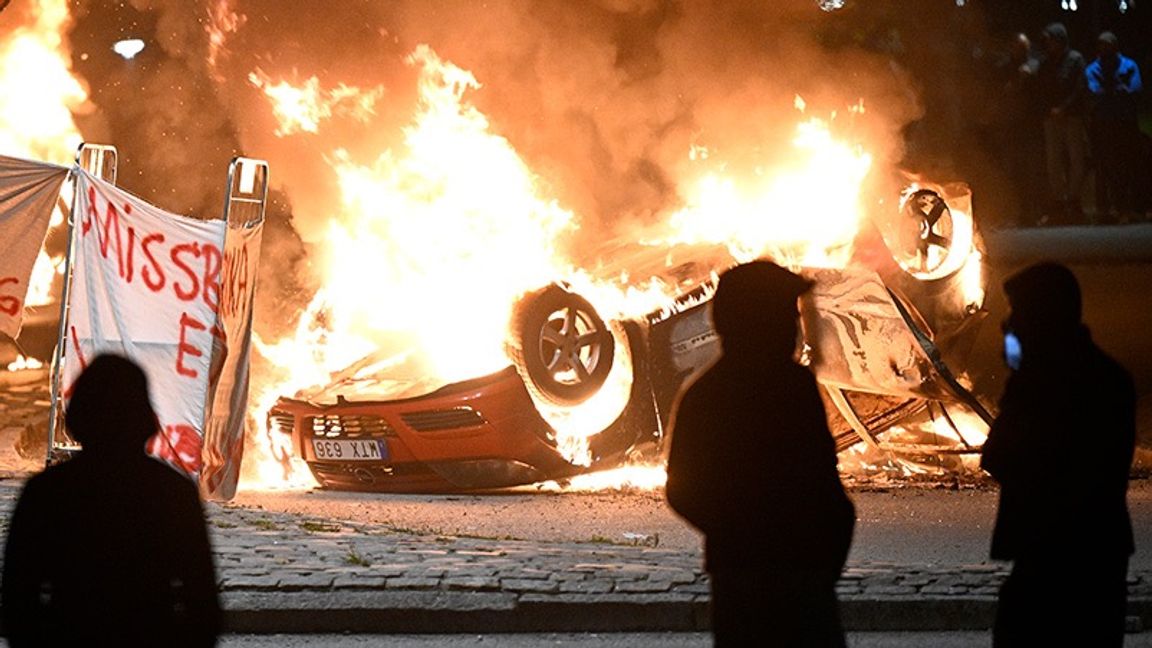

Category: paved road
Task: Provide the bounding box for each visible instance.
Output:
[230,480,1152,570]
[0,224,1150,634]
[7,475,1152,633]
[4,632,1152,647]
[211,633,1152,647]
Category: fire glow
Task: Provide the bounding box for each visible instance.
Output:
[0,0,84,312]
[655,110,873,268]
[0,4,984,492]
[242,45,884,489]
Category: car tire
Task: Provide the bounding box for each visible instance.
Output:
[509,285,615,406]
[891,189,961,280]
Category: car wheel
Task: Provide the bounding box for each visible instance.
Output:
[509,285,615,406]
[892,189,966,280]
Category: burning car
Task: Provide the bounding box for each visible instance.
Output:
[267,182,993,492]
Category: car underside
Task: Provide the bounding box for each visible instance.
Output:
[269,183,993,492]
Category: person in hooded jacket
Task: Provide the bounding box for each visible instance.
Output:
[1,354,221,647]
[665,261,855,647]
[982,262,1135,648]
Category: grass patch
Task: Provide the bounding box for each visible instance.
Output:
[212,520,238,529]
[344,548,371,567]
[299,520,342,533]
[251,519,280,531]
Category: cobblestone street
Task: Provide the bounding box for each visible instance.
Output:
[4,367,1152,632]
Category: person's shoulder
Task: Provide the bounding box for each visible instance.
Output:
[24,457,86,487]
[134,456,201,493]
[19,465,58,493]
[15,459,84,505]
[686,361,727,392]
[1090,344,1135,391]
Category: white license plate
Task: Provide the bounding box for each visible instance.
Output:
[311,439,389,461]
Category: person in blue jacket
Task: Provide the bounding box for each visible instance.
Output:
[1085,31,1144,222]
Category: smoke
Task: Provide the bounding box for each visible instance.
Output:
[59,0,978,335]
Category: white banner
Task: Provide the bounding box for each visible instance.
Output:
[0,155,69,339]
[64,170,227,478]
[201,219,263,500]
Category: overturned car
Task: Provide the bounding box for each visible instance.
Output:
[268,184,992,492]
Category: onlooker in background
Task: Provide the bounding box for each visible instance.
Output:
[996,32,1044,227]
[665,261,855,647]
[982,263,1135,648]
[1,355,220,647]
[1037,23,1089,225]
[1086,31,1144,224]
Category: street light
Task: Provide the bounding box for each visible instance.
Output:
[112,39,145,60]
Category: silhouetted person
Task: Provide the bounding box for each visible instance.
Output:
[982,263,1135,648]
[996,32,1044,227]
[666,261,855,647]
[1037,23,1088,224]
[2,355,220,647]
[1086,31,1144,223]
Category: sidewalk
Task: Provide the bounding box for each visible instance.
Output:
[0,480,1148,634]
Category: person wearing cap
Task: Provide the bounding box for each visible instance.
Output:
[1085,31,1144,223]
[982,262,1135,647]
[665,261,855,647]
[1,354,221,647]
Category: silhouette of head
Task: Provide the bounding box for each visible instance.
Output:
[65,354,158,453]
[1043,23,1068,57]
[1010,33,1031,65]
[1003,261,1083,356]
[712,261,813,359]
[1097,31,1119,62]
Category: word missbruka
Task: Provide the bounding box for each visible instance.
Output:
[80,186,222,381]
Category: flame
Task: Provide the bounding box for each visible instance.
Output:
[959,249,985,311]
[836,403,989,478]
[0,7,987,492]
[242,49,954,491]
[245,46,592,488]
[0,1,85,325]
[0,0,86,164]
[206,0,246,75]
[249,70,385,136]
[538,465,668,492]
[649,113,872,268]
[5,355,45,372]
[25,251,65,307]
[302,46,576,384]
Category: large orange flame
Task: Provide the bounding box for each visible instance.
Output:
[650,104,872,268]
[244,45,886,490]
[0,1,85,313]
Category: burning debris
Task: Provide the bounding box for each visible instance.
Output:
[1,1,1002,492]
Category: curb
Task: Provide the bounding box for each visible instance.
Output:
[220,593,1152,634]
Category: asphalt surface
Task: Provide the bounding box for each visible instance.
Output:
[0,223,1150,636]
[231,478,1152,569]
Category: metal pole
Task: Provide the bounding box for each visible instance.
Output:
[46,144,118,464]
[45,147,84,464]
